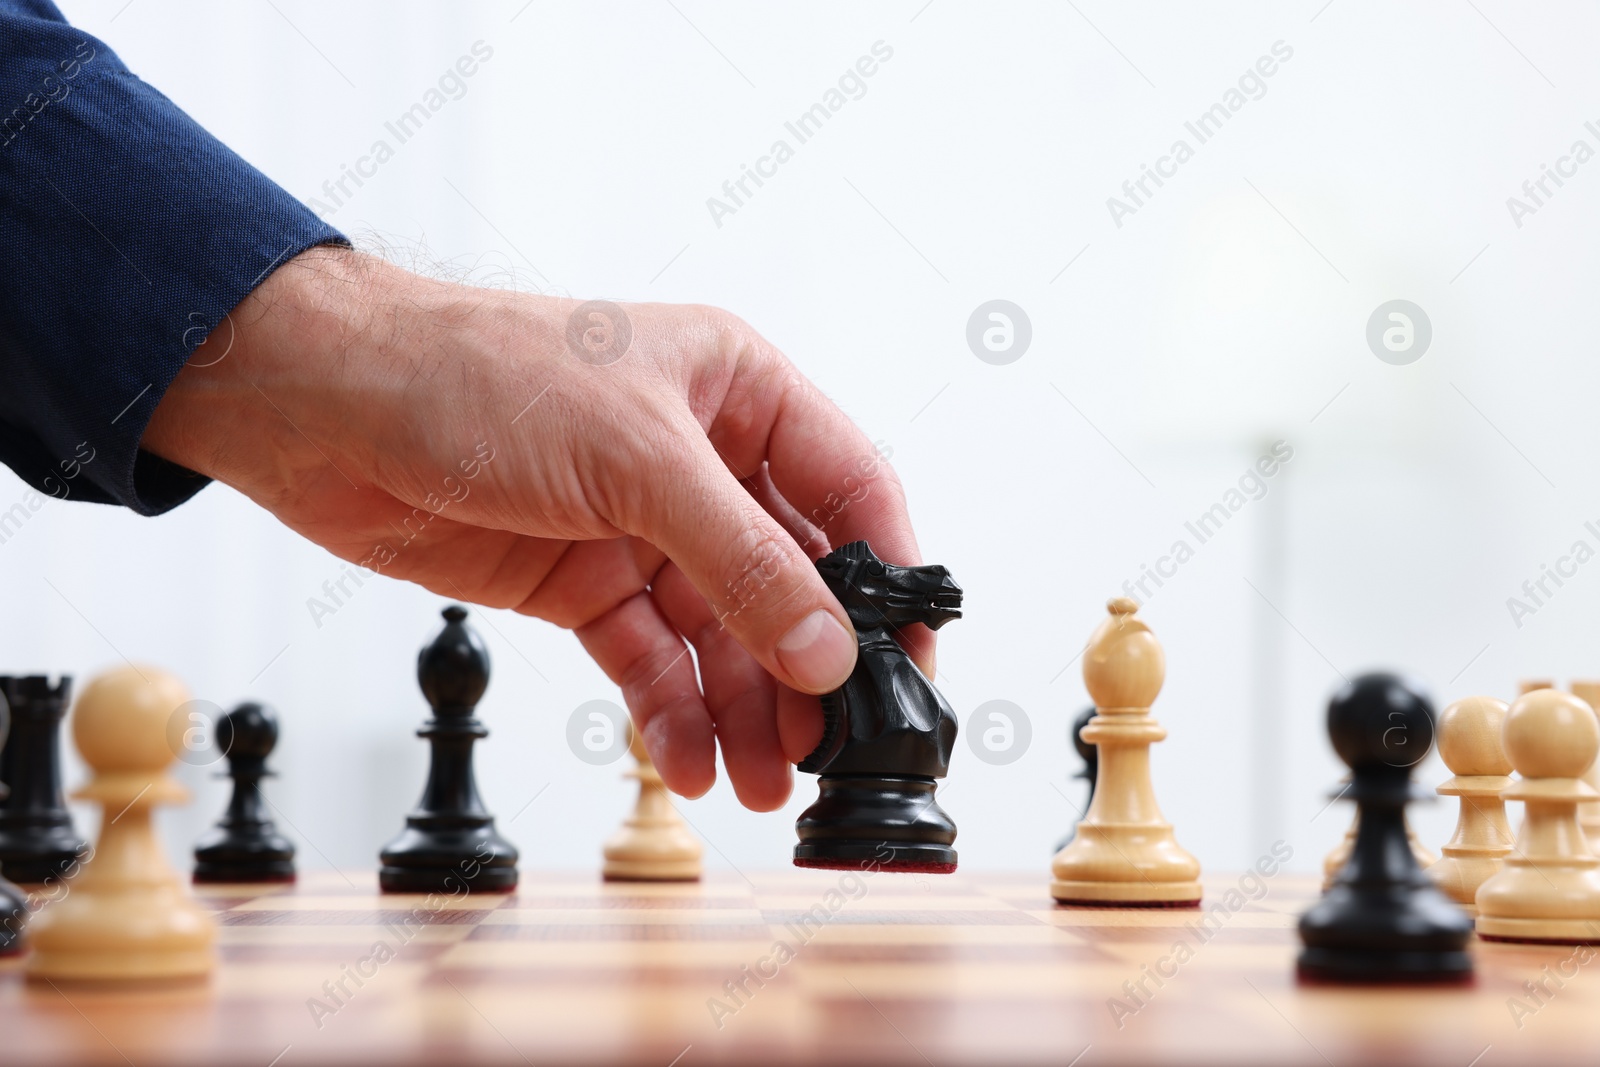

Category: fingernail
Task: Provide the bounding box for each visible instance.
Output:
[776,610,856,692]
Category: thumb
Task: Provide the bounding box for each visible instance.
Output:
[626,434,857,694]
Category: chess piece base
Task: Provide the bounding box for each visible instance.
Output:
[379,820,519,895]
[0,874,26,956]
[193,863,297,885]
[1050,823,1203,906]
[28,946,214,982]
[602,826,702,882]
[1298,880,1474,985]
[1474,862,1600,943]
[378,866,517,894]
[1297,947,1473,984]
[794,775,956,873]
[1475,916,1600,943]
[0,830,89,885]
[193,828,296,885]
[27,887,214,980]
[1050,880,1203,907]
[603,858,702,882]
[795,853,957,874]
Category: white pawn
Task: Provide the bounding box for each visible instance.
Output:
[28,666,216,980]
[602,730,701,881]
[1428,696,1515,916]
[1567,680,1600,845]
[1476,688,1600,943]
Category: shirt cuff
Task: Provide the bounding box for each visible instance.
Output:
[0,8,347,515]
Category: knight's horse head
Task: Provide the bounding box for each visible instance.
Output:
[815,542,963,632]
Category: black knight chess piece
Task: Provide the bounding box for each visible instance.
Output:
[794,542,964,873]
[380,605,518,893]
[193,703,296,883]
[1297,673,1473,983]
[1054,706,1099,854]
[0,676,88,884]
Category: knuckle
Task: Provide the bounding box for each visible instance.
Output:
[694,303,749,340]
[684,304,764,372]
[618,644,689,696]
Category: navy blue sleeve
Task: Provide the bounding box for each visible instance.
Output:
[0,0,346,514]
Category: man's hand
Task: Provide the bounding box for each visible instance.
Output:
[142,248,931,811]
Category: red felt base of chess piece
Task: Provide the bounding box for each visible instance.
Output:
[1477,933,1600,946]
[1052,897,1202,909]
[794,857,957,874]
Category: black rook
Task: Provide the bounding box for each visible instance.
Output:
[0,676,88,884]
[0,689,31,955]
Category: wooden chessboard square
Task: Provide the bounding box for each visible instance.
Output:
[758,907,1045,927]
[225,892,507,913]
[466,922,774,942]
[480,907,766,926]
[219,908,492,927]
[498,892,756,910]
[14,870,1600,1067]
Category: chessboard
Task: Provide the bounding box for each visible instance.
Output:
[3,868,1598,1067]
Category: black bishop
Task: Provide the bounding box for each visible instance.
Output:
[379,605,518,893]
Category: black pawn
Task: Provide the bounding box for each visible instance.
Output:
[1054,706,1099,854]
[0,691,29,955]
[1297,673,1472,983]
[379,605,518,893]
[0,676,88,883]
[193,703,296,883]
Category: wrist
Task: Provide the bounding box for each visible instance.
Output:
[143,247,417,490]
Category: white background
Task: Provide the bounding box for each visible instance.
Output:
[5,0,1599,879]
